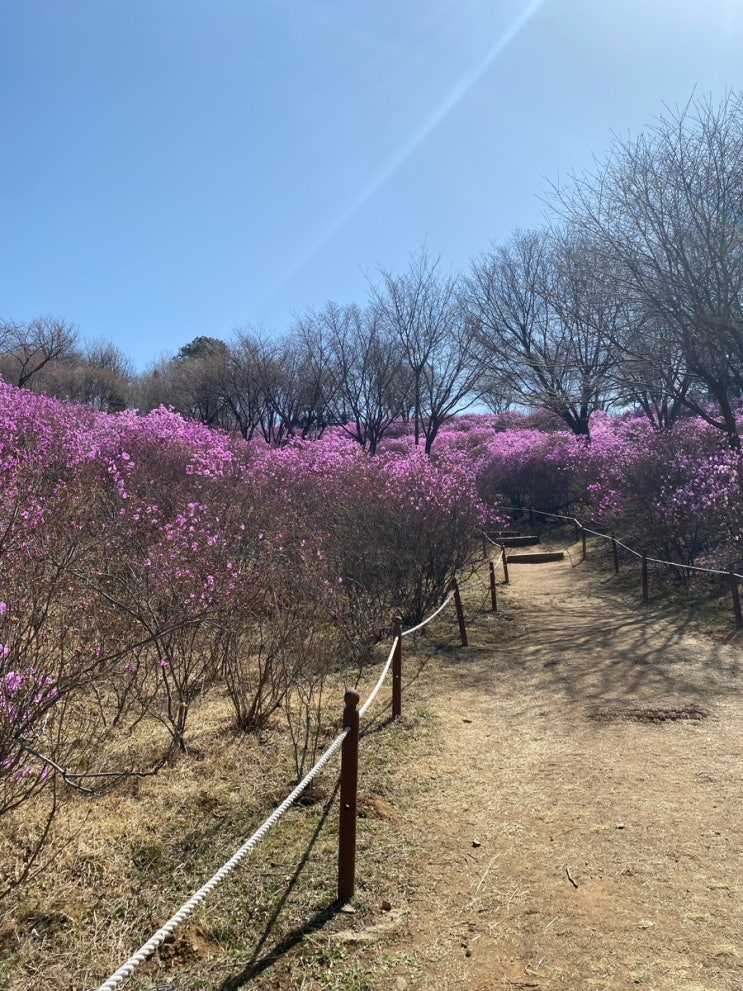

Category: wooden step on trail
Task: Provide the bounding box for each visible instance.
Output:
[496,534,541,547]
[505,551,565,564]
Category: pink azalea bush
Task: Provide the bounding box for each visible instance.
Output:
[473,427,578,516]
[569,415,728,567]
[245,431,492,625]
[466,410,741,570]
[3,375,743,869]
[0,385,491,834]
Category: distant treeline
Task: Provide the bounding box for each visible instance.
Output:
[4,93,743,449]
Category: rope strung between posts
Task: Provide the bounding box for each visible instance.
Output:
[479,543,505,571]
[402,592,454,637]
[360,584,460,719]
[508,508,743,580]
[359,636,398,720]
[360,588,463,714]
[480,535,509,572]
[482,531,506,548]
[95,589,456,991]
[598,530,739,577]
[360,589,459,718]
[95,728,349,991]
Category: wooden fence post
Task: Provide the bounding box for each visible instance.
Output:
[729,567,743,629]
[611,533,619,574]
[489,560,497,612]
[338,690,360,903]
[392,615,402,719]
[500,544,510,585]
[581,527,587,562]
[642,551,649,604]
[453,579,468,647]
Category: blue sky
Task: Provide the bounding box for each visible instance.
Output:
[2,0,742,371]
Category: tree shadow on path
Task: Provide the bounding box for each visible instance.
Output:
[442,556,743,721]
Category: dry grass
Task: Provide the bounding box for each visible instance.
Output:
[0,623,456,991]
[2,535,743,990]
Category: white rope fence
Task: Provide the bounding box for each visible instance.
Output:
[95,728,349,991]
[596,529,741,578]
[402,592,455,637]
[482,531,506,548]
[94,590,458,991]
[359,636,398,719]
[513,508,743,580]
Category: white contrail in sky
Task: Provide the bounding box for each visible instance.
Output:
[259,0,547,310]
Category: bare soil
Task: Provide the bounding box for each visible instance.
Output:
[372,549,743,991]
[4,540,743,991]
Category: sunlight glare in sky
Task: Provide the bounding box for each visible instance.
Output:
[258,0,547,311]
[2,0,743,365]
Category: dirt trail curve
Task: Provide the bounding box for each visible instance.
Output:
[383,554,743,991]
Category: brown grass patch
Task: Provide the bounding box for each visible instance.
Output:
[2,542,743,990]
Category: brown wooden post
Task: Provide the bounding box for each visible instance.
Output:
[729,567,743,629]
[581,527,587,562]
[500,544,510,585]
[453,579,468,647]
[642,551,649,604]
[482,533,487,559]
[574,519,580,542]
[489,560,497,612]
[338,690,360,903]
[392,615,402,719]
[611,532,619,574]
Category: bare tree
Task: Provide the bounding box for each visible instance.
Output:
[231,333,289,444]
[172,336,234,428]
[554,91,743,446]
[373,248,482,452]
[475,370,514,415]
[136,337,235,428]
[41,338,133,411]
[291,312,340,436]
[612,307,692,429]
[225,331,274,441]
[416,299,484,452]
[467,228,619,436]
[0,317,79,390]
[317,301,408,453]
[230,330,333,444]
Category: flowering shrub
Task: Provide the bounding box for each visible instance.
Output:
[572,416,725,566]
[377,447,492,619]
[0,383,492,818]
[0,606,60,823]
[441,409,743,571]
[244,433,491,624]
[3,377,743,876]
[475,428,578,515]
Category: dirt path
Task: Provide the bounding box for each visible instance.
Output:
[382,554,743,991]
